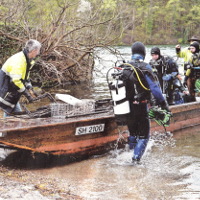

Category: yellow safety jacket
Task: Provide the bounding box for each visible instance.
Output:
[177,47,192,63]
[0,50,35,112]
[1,51,35,92]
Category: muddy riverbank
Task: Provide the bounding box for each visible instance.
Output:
[0,167,82,200]
[0,150,82,200]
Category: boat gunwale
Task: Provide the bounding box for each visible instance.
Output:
[0,111,115,132]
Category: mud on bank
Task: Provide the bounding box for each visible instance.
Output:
[0,149,82,200]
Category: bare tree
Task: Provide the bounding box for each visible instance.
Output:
[0,0,124,88]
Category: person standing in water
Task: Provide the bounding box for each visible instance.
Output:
[115,42,170,163]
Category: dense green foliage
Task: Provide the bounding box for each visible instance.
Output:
[108,0,200,44]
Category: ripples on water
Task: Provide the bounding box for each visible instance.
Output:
[1,46,200,199]
[64,46,199,199]
[26,127,199,200]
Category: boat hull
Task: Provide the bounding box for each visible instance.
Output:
[0,111,127,156]
[0,101,200,156]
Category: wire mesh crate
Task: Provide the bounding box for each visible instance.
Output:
[50,99,95,118]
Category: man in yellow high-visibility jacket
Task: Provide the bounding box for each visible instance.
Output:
[0,39,42,114]
[175,36,200,74]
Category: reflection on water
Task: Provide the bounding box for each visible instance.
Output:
[30,126,200,200]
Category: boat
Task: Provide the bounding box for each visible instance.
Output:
[0,96,128,158]
[0,94,200,158]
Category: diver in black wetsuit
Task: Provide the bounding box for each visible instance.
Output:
[119,42,170,162]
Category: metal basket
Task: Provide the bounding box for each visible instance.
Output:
[50,99,95,118]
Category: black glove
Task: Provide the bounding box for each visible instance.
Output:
[160,100,170,112]
[175,45,181,53]
[183,76,188,88]
[23,89,34,103]
[25,79,33,90]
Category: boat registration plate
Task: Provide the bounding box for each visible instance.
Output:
[75,124,105,135]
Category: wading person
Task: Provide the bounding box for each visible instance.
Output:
[149,47,182,105]
[0,39,42,116]
[184,41,200,102]
[115,42,170,163]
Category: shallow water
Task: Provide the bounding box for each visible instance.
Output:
[26,126,200,200]
[0,45,199,200]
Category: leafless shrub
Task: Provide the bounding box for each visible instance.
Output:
[0,0,125,88]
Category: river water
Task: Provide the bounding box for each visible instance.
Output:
[69,45,185,100]
[33,46,199,199]
[1,46,200,200]
[30,126,200,200]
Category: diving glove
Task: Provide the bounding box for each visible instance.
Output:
[148,106,172,127]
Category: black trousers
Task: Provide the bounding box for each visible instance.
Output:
[127,103,150,139]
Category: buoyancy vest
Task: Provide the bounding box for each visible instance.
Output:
[150,56,178,75]
[121,61,151,102]
[188,53,200,78]
[192,52,200,67]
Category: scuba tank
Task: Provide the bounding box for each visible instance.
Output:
[109,79,130,115]
[107,68,130,125]
[173,88,184,104]
[172,76,185,104]
[107,62,151,125]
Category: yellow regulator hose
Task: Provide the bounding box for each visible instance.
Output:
[124,63,150,91]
